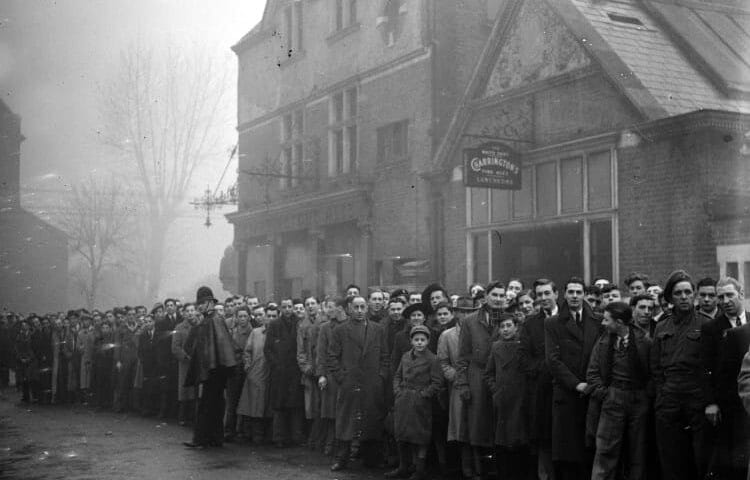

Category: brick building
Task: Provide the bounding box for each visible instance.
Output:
[0,100,68,313]
[228,0,497,298]
[431,0,750,293]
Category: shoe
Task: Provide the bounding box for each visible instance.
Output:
[330,462,347,472]
[223,434,235,443]
[384,468,411,478]
[323,445,333,456]
[182,442,205,449]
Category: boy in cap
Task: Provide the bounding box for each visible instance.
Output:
[387,325,443,479]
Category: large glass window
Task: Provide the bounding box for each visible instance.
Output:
[587,150,612,210]
[536,162,557,217]
[467,146,616,285]
[377,120,408,164]
[280,108,305,190]
[471,188,489,226]
[561,156,583,213]
[329,87,358,175]
[513,166,533,219]
[472,218,613,285]
[468,147,614,226]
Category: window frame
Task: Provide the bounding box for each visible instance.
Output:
[280,107,305,189]
[376,119,409,165]
[464,140,619,285]
[328,85,358,176]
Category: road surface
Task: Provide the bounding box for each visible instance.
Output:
[0,388,386,480]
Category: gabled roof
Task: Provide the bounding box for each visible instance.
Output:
[642,0,750,96]
[433,0,750,172]
[231,0,277,53]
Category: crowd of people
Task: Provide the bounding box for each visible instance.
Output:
[1,270,750,480]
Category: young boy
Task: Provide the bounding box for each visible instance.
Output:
[484,314,531,480]
[387,325,443,480]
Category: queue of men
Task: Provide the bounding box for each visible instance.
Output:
[2,270,750,480]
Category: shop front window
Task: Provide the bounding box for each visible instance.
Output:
[467,146,616,285]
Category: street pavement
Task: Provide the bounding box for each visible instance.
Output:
[0,388,385,480]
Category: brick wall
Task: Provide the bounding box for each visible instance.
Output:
[618,128,748,286]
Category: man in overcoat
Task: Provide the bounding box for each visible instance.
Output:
[712,277,750,480]
[315,296,345,455]
[327,295,389,471]
[264,298,304,447]
[544,276,600,480]
[455,281,505,477]
[519,278,557,480]
[183,287,237,449]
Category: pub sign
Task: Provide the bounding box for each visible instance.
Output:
[463,142,521,190]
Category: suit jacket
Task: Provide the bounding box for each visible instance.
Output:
[701,312,735,405]
[138,329,159,378]
[717,323,750,415]
[716,322,750,465]
[519,311,552,442]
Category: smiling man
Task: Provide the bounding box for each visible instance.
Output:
[544,276,600,480]
[651,270,709,480]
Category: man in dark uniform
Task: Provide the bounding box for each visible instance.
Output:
[183,286,237,449]
[651,270,710,480]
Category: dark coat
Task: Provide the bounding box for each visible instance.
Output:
[385,317,405,355]
[391,326,412,376]
[701,313,734,405]
[518,311,553,444]
[651,310,709,397]
[184,313,237,387]
[716,323,750,468]
[585,326,651,444]
[327,318,389,441]
[544,302,601,462]
[263,314,303,410]
[31,329,53,368]
[154,317,177,375]
[114,327,138,365]
[138,329,159,379]
[484,338,528,447]
[393,348,443,444]
[315,319,343,419]
[456,308,499,447]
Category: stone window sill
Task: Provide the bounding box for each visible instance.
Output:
[326,23,361,45]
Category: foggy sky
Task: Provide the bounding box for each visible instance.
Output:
[1,0,265,302]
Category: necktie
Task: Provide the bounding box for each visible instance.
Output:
[574,311,581,326]
[735,317,742,328]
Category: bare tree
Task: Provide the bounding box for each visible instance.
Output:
[101,42,230,301]
[58,176,134,310]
